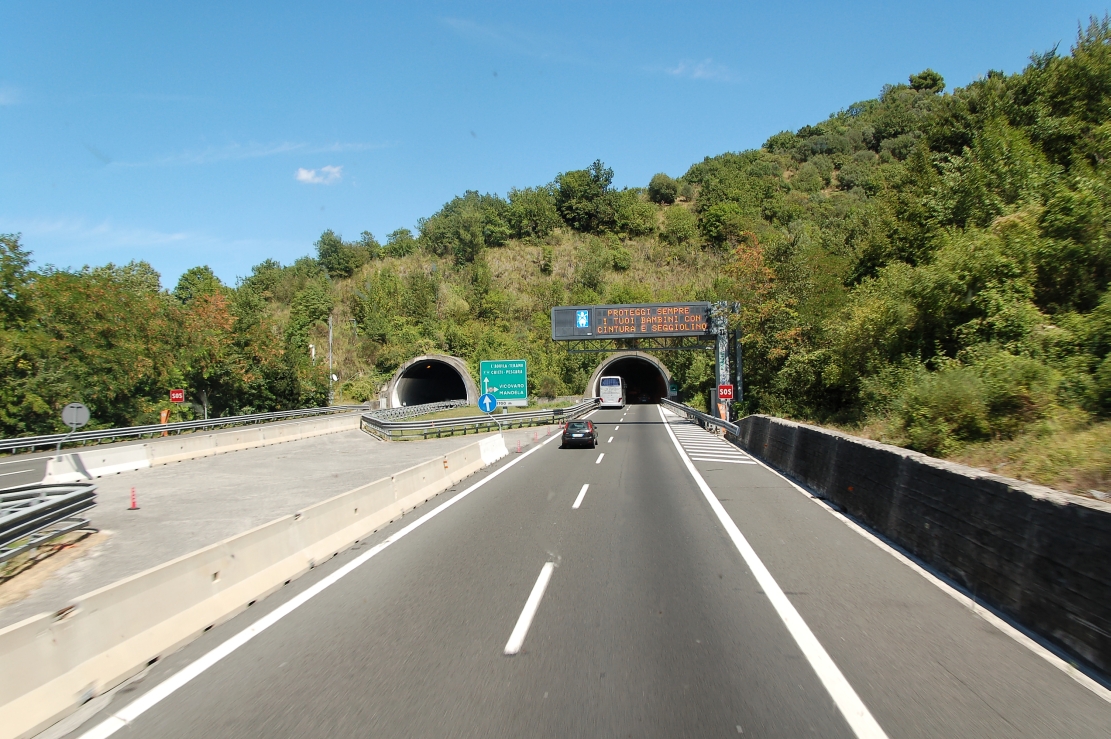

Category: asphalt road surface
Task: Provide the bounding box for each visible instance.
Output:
[57,405,1111,739]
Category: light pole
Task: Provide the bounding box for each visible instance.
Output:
[328,314,334,405]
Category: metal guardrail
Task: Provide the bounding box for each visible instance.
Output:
[0,405,373,455]
[366,400,469,421]
[660,398,740,436]
[361,399,601,441]
[0,482,97,563]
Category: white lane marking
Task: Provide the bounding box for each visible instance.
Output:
[685,450,751,458]
[0,469,33,477]
[504,562,556,655]
[689,457,756,465]
[608,436,613,443]
[658,406,888,739]
[572,484,589,510]
[614,426,620,431]
[595,453,604,464]
[741,450,1111,705]
[76,431,563,739]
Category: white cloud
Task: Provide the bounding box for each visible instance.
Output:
[116,141,388,167]
[0,85,21,105]
[295,165,343,184]
[665,59,737,82]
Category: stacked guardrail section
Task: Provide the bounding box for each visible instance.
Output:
[0,483,97,563]
[360,399,600,440]
[0,405,374,454]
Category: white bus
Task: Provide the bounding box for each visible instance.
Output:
[598,376,626,408]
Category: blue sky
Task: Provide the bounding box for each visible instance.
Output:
[1,1,1105,287]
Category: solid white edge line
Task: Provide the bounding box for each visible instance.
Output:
[738,443,1111,704]
[77,431,564,739]
[0,469,33,477]
[657,406,888,739]
[572,483,589,509]
[595,453,604,464]
[504,562,556,655]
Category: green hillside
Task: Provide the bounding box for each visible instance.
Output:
[5,19,1111,493]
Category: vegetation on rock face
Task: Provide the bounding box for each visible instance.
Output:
[6,19,1111,494]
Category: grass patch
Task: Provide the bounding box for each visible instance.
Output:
[948,414,1111,500]
[823,409,1111,501]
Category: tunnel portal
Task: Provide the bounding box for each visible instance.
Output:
[589,352,671,404]
[389,355,478,408]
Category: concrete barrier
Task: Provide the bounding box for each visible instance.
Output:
[734,414,1111,675]
[42,413,363,484]
[0,434,508,739]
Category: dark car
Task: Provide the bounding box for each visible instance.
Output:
[561,420,598,448]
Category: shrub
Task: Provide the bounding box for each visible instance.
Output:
[507,186,561,240]
[611,189,657,237]
[662,206,698,245]
[898,366,991,455]
[384,228,418,257]
[647,173,678,204]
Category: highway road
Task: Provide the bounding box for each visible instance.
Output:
[0,455,49,488]
[57,405,1111,738]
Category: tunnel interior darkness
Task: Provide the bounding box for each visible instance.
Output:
[599,357,668,403]
[395,360,468,406]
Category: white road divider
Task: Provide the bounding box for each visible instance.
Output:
[0,434,509,739]
[43,413,363,484]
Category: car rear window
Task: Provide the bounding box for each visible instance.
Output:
[567,422,588,430]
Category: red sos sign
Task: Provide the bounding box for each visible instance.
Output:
[170,389,185,403]
[717,384,734,400]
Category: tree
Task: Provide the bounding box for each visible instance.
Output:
[647,173,678,204]
[174,266,223,303]
[909,68,945,94]
[555,160,615,232]
[384,228,418,257]
[316,230,369,279]
[0,234,32,327]
[418,191,511,261]
[507,186,561,239]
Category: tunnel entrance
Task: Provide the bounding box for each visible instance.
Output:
[389,355,477,407]
[589,353,670,404]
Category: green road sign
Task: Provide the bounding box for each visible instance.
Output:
[480,359,528,407]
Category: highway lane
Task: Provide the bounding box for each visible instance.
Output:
[59,405,1111,738]
[0,455,49,488]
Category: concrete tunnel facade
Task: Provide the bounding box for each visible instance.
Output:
[387,354,479,408]
[585,351,674,403]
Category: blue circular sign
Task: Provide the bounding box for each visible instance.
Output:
[478,393,498,413]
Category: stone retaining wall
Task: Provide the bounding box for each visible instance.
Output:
[735,414,1111,675]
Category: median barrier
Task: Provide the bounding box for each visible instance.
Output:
[0,434,508,739]
[41,413,363,484]
[734,414,1111,676]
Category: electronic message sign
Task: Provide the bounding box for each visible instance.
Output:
[550,302,712,340]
